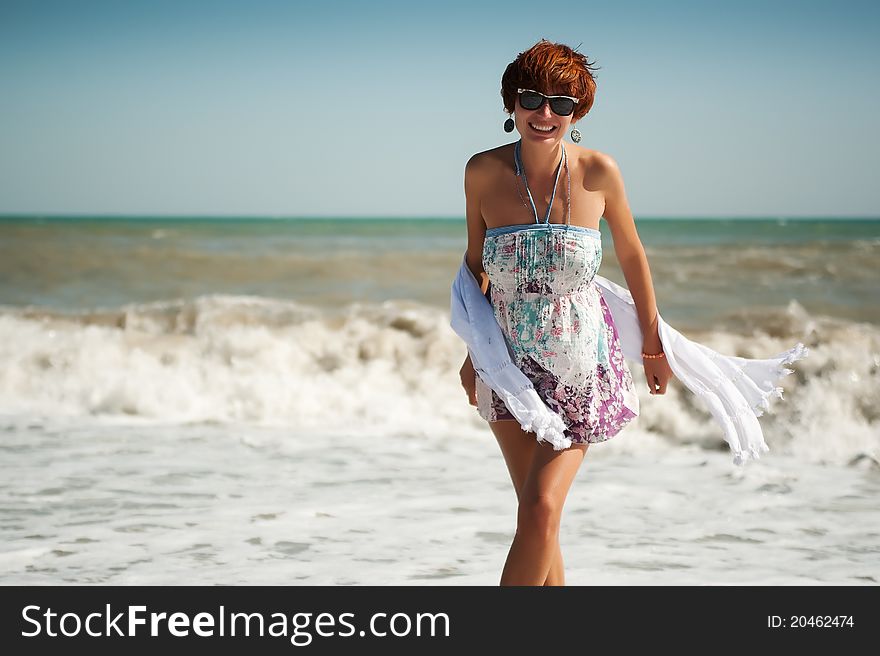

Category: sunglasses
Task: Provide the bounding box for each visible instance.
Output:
[517,88,579,117]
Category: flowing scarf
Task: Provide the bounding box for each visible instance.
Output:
[450,254,809,465]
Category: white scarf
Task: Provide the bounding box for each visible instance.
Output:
[450,254,809,465]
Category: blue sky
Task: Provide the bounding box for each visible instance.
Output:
[1,0,877,217]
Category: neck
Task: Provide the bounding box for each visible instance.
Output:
[519,139,564,179]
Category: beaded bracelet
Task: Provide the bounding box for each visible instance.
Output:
[642,351,666,359]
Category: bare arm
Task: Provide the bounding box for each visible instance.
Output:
[596,153,662,353]
[464,153,490,294]
[458,154,489,406]
[458,154,491,403]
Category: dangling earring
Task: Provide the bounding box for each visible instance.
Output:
[503,115,515,133]
[570,127,582,143]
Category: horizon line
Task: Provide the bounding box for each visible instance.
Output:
[1,213,879,221]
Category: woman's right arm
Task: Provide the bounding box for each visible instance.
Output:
[459,154,490,405]
[464,152,488,287]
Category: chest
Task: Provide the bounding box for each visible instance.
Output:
[480,160,605,230]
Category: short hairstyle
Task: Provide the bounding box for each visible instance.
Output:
[501,39,600,121]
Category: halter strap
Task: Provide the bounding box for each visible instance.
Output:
[514,139,568,226]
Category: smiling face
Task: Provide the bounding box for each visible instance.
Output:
[500,39,599,143]
[513,88,577,143]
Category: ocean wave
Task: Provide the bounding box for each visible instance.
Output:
[0,294,876,467]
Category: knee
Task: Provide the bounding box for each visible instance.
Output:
[516,493,562,540]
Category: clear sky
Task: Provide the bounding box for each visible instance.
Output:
[1,0,878,218]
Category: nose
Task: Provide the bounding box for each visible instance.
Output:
[535,100,554,119]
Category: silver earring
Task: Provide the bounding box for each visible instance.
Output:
[503,116,515,133]
[570,127,582,143]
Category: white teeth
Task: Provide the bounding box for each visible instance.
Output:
[529,122,556,132]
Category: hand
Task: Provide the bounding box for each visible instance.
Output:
[459,355,478,406]
[643,352,674,395]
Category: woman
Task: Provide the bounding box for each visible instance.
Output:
[459,39,675,586]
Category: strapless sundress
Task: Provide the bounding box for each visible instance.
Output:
[475,222,640,443]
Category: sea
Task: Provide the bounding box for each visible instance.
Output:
[0,215,878,585]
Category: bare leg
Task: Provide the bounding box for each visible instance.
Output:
[489,420,587,586]
[499,434,588,586]
[545,542,565,586]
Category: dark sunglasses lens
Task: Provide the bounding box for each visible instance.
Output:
[519,91,543,110]
[550,98,575,116]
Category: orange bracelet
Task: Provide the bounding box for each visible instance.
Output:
[642,351,665,359]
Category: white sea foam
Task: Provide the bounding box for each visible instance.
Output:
[0,415,877,585]
[0,294,876,467]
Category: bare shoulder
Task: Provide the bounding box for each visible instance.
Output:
[569,145,621,190]
[463,145,515,278]
[466,143,514,178]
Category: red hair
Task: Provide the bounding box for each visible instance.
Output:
[501,39,600,121]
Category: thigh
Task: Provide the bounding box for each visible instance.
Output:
[520,440,589,507]
[489,420,538,502]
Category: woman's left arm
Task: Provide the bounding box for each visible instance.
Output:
[594,151,674,395]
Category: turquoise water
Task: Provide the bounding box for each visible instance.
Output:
[1,215,878,327]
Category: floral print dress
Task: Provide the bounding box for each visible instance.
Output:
[475,223,640,444]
